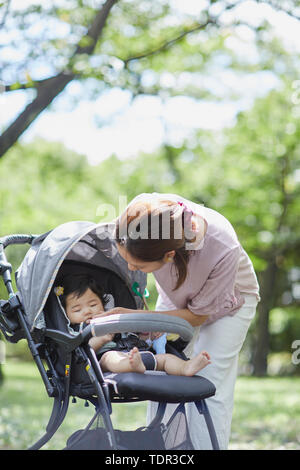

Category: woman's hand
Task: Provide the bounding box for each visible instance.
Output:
[105,307,137,315]
[86,307,142,323]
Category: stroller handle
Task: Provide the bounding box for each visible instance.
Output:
[0,234,37,295]
[0,234,36,249]
[89,313,194,343]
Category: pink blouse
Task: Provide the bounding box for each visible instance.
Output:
[129,193,260,325]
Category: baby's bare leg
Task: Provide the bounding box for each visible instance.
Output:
[100,350,130,373]
[156,351,211,376]
[100,348,146,374]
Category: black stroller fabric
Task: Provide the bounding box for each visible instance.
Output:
[65,403,193,450]
[65,424,166,450]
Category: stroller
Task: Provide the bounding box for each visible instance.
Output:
[0,220,219,450]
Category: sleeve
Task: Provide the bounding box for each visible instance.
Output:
[125,193,155,208]
[155,281,177,312]
[187,246,242,318]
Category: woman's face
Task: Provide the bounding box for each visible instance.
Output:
[117,244,171,273]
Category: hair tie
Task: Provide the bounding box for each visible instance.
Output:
[177,201,196,248]
[177,201,194,226]
[54,286,64,296]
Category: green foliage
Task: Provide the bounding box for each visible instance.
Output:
[218,85,300,260]
[270,307,300,353]
[0,139,93,236]
[0,139,97,299]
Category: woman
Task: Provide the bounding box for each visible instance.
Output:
[98,192,260,449]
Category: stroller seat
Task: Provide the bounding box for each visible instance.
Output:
[105,371,216,403]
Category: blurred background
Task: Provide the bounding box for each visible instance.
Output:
[0,0,299,450]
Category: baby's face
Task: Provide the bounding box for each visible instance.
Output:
[65,288,104,324]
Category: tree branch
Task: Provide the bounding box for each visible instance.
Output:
[121,19,215,66]
[256,0,300,22]
[3,75,70,92]
[0,0,118,158]
[0,0,11,30]
[0,73,74,158]
[119,1,247,66]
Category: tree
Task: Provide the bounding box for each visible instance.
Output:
[1,0,300,158]
[206,84,300,375]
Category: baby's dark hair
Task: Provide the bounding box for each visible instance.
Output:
[55,273,109,309]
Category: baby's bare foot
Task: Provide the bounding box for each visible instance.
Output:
[128,347,146,374]
[183,351,211,377]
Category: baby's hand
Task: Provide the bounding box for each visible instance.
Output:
[101,333,114,343]
[88,333,114,352]
[150,332,164,341]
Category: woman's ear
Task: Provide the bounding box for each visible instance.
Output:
[163,250,176,263]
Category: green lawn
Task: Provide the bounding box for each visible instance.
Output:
[0,360,299,450]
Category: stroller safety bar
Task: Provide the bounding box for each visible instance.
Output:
[90,313,194,343]
[44,313,194,354]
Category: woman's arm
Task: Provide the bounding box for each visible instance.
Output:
[155,308,208,327]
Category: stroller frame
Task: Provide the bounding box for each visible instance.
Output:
[0,232,220,450]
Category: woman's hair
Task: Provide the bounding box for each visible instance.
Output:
[55,273,109,309]
[115,199,195,290]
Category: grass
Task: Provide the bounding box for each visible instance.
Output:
[0,360,148,450]
[0,360,299,450]
[229,376,300,450]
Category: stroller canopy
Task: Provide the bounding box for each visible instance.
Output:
[15,221,146,330]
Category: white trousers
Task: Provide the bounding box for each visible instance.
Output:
[147,294,258,450]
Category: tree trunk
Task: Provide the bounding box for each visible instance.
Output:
[0,73,74,157]
[252,260,278,376]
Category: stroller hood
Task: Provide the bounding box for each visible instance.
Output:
[15,220,146,330]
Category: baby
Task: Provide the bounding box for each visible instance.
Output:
[55,273,211,376]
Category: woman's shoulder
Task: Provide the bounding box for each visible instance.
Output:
[201,207,240,248]
[129,192,179,204]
